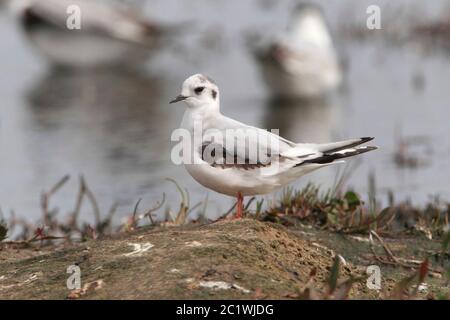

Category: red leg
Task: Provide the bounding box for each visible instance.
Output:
[235,192,243,219]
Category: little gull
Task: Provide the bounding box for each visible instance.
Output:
[254,3,342,99]
[170,74,376,218]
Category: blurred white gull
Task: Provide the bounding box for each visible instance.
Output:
[254,3,342,99]
[9,0,163,68]
[170,74,376,218]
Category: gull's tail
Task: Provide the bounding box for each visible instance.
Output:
[301,145,377,165]
[316,137,375,153]
[295,137,377,166]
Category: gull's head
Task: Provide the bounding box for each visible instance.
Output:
[170,74,220,110]
[287,3,332,49]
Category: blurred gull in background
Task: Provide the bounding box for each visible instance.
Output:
[253,3,342,100]
[8,0,164,68]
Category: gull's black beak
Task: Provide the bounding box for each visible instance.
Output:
[169,95,188,104]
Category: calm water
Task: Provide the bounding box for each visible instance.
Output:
[1,0,449,223]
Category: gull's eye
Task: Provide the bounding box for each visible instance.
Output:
[194,86,205,95]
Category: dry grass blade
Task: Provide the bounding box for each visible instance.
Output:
[332,160,361,197]
[81,176,101,226]
[333,277,360,300]
[131,198,142,228]
[187,202,202,215]
[41,174,70,225]
[244,197,256,212]
[390,273,418,299]
[48,175,71,196]
[166,178,190,225]
[197,193,209,222]
[107,203,118,220]
[70,176,86,230]
[370,231,442,276]
[144,193,166,225]
[442,231,450,253]
[133,198,142,219]
[224,201,237,218]
[370,230,400,263]
[0,222,7,241]
[418,259,429,283]
[326,255,340,295]
[388,259,429,299]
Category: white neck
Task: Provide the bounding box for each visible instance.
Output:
[181,99,220,129]
[187,97,220,114]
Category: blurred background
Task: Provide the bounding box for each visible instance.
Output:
[1,0,449,223]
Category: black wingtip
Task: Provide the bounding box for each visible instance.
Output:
[360,137,375,143]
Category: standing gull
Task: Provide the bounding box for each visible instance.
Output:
[170,74,376,218]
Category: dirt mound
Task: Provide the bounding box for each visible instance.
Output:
[0,219,372,299]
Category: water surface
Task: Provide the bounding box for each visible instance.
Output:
[1,0,449,223]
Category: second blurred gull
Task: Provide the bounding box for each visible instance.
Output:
[10,0,164,68]
[254,3,342,100]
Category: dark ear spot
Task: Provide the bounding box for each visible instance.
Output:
[212,90,217,99]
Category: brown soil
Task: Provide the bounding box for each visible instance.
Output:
[0,219,447,299]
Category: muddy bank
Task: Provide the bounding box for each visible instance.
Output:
[0,219,447,299]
